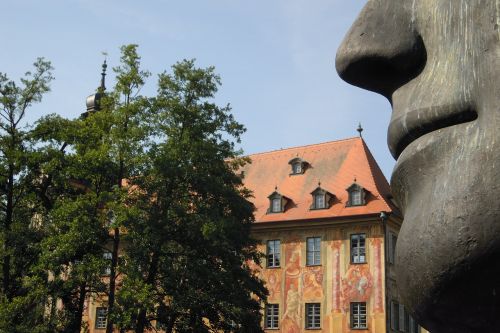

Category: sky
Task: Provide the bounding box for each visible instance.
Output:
[0,0,396,179]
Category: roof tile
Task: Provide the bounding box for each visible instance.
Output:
[241,137,395,223]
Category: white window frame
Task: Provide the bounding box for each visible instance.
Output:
[306,237,321,266]
[267,240,281,268]
[351,189,362,205]
[350,302,367,329]
[305,303,321,329]
[95,306,108,329]
[292,162,302,174]
[314,193,325,209]
[102,251,112,276]
[271,198,281,213]
[265,304,279,329]
[350,234,366,264]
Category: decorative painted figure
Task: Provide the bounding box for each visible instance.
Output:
[282,241,301,332]
[303,266,323,300]
[336,1,500,332]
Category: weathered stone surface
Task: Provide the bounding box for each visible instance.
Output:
[336,1,500,332]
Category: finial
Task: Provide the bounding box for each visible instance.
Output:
[318,180,321,187]
[100,52,108,91]
[354,177,357,183]
[357,122,363,137]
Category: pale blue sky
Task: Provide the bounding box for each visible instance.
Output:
[1,0,396,179]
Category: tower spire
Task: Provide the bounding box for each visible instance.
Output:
[83,54,108,117]
[100,52,108,92]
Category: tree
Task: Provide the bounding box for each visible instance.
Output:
[115,59,267,333]
[102,44,151,333]
[0,47,267,332]
[0,59,54,331]
[28,111,119,332]
[32,45,152,333]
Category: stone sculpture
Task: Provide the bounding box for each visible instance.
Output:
[336,1,500,332]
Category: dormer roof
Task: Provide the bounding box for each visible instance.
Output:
[239,137,397,223]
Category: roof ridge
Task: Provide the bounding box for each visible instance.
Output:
[358,139,394,212]
[246,137,361,158]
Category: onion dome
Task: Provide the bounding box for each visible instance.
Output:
[82,59,107,117]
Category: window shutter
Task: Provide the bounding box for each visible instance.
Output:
[399,304,406,332]
[390,301,395,330]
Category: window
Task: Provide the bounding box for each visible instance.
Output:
[306,237,321,266]
[268,190,288,214]
[350,302,367,329]
[409,316,420,333]
[388,232,398,264]
[391,302,414,332]
[289,157,308,175]
[272,198,281,213]
[314,193,325,209]
[95,307,108,329]
[292,162,302,174]
[305,303,321,329]
[102,251,112,276]
[351,189,362,205]
[346,183,366,206]
[267,240,281,268]
[350,234,366,264]
[399,303,406,332]
[390,301,400,331]
[310,186,333,210]
[265,304,279,329]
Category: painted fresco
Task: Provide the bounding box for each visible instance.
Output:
[281,239,301,332]
[255,231,391,332]
[342,265,373,311]
[264,269,282,301]
[302,266,323,301]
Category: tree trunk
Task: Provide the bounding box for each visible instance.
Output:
[135,252,159,333]
[105,227,120,333]
[106,145,126,333]
[68,282,87,332]
[165,316,176,333]
[2,166,14,300]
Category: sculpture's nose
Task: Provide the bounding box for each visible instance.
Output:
[335,0,426,100]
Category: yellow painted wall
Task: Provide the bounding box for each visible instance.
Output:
[252,221,387,333]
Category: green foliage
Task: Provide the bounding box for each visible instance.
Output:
[115,58,267,333]
[0,46,266,333]
[0,58,54,332]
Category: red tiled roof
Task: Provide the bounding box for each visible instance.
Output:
[241,137,396,223]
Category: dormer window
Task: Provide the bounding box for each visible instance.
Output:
[346,183,367,206]
[288,157,308,175]
[272,197,281,212]
[314,193,325,209]
[268,189,289,213]
[292,162,302,174]
[310,185,333,210]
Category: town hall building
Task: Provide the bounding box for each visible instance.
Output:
[241,137,424,333]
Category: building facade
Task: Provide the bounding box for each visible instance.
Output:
[83,136,426,333]
[242,137,424,333]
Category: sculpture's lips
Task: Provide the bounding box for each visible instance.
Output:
[388,105,478,159]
